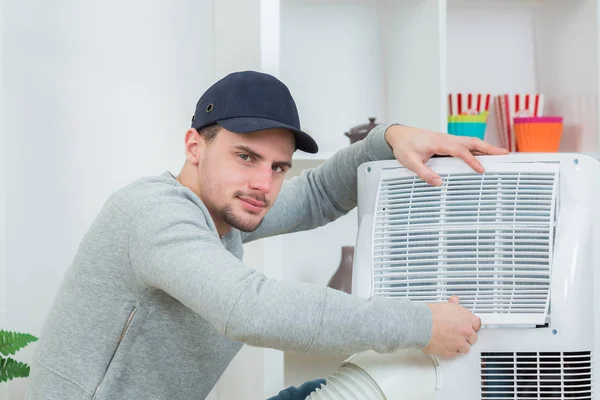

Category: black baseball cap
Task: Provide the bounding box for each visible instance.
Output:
[191,70,319,154]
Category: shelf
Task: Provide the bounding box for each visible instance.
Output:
[447,0,599,152]
[292,151,336,161]
[282,0,599,155]
[281,0,445,156]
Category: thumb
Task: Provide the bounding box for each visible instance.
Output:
[449,295,460,305]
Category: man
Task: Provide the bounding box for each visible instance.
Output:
[26,70,507,399]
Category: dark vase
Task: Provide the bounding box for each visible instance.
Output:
[344,117,380,144]
[327,246,354,294]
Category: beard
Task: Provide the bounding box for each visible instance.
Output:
[220,191,270,232]
[220,203,265,232]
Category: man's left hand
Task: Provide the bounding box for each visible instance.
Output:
[384,125,509,186]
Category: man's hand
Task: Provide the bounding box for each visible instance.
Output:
[423,295,481,359]
[384,125,509,186]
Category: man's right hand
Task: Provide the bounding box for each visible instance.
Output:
[423,295,481,358]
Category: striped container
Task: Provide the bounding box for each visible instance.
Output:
[448,111,489,139]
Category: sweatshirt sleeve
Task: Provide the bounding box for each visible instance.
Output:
[128,194,432,355]
[241,123,397,243]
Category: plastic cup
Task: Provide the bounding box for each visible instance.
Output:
[513,116,563,152]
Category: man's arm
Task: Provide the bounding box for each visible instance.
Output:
[242,123,396,243]
[128,196,432,355]
[243,123,508,243]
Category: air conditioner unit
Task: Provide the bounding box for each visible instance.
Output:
[307,153,600,400]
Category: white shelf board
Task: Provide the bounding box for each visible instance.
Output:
[292,151,336,161]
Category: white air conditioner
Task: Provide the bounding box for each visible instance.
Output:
[307,153,600,400]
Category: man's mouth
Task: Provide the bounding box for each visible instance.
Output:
[238,196,266,213]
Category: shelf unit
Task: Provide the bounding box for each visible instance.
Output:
[212,0,600,398]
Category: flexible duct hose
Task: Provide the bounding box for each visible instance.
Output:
[306,363,385,399]
[305,349,439,400]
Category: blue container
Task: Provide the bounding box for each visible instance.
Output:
[447,122,486,140]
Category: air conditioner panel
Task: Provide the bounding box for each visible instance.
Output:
[371,163,559,326]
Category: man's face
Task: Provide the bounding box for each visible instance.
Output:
[196,126,295,233]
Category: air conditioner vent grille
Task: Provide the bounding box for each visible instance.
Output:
[372,170,558,323]
[481,351,592,399]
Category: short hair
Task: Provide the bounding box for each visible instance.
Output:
[198,124,221,143]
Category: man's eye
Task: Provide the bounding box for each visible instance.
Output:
[272,165,287,173]
[239,154,252,162]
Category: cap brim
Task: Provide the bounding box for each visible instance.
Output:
[217,117,319,154]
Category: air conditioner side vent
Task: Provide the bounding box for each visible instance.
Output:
[481,351,592,399]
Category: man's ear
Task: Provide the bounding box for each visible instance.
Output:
[184,128,204,165]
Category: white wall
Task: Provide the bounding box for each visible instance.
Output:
[3,1,214,397]
[381,0,446,132]
[0,0,7,398]
[280,0,386,155]
[534,0,598,99]
[534,0,599,152]
[447,0,537,95]
[213,0,262,78]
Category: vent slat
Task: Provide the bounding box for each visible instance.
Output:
[374,276,550,283]
[374,224,551,232]
[378,191,553,199]
[372,169,557,323]
[373,284,550,292]
[374,257,550,265]
[378,218,551,225]
[480,351,592,399]
[375,271,550,279]
[482,364,592,369]
[374,227,550,235]
[379,196,553,203]
[379,293,547,299]
[375,241,549,249]
[373,265,552,271]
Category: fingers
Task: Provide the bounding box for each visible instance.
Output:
[461,328,479,353]
[458,341,471,354]
[401,153,442,186]
[472,315,482,331]
[448,295,460,304]
[443,143,485,173]
[397,137,506,187]
[454,136,509,156]
[467,329,478,346]
[432,136,508,176]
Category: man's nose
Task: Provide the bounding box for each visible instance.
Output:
[249,165,273,193]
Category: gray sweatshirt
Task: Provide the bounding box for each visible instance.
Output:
[25,124,432,400]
